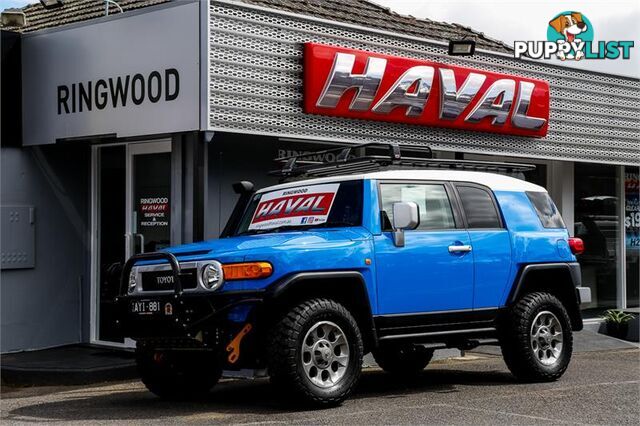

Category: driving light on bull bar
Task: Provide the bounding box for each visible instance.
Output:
[222,262,273,281]
[128,269,137,293]
[201,262,224,290]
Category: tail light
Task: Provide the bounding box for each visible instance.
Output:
[568,237,584,255]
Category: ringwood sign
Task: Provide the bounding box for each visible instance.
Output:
[21,1,199,146]
[57,69,180,115]
[304,43,550,137]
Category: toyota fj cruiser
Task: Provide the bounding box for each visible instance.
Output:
[115,143,590,406]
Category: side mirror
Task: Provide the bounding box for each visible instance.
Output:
[232,181,255,194]
[392,202,419,247]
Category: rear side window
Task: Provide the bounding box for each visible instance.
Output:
[380,183,456,231]
[457,185,502,229]
[526,191,565,229]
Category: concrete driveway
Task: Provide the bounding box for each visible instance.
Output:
[2,349,639,425]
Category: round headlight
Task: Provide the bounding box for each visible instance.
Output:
[201,262,223,291]
[128,269,137,293]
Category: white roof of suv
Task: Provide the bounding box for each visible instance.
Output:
[259,170,546,193]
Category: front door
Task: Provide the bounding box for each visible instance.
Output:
[92,140,172,345]
[374,182,474,314]
[126,142,172,258]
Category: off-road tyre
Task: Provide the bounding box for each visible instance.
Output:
[136,348,222,400]
[500,292,573,382]
[373,345,434,375]
[267,298,364,407]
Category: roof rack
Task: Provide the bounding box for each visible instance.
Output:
[271,142,535,180]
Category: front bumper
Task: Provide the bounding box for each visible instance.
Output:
[114,290,264,341]
[116,251,262,342]
[114,252,270,369]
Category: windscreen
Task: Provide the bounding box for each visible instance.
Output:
[234,180,363,235]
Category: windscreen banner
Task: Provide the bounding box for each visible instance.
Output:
[249,184,340,230]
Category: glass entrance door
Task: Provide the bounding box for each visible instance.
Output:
[92,140,172,345]
[126,142,172,258]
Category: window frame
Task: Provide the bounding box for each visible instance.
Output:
[452,183,506,230]
[376,180,464,232]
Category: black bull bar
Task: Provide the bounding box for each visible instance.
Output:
[120,252,183,295]
[116,252,264,346]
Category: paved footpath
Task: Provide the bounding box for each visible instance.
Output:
[2,349,639,425]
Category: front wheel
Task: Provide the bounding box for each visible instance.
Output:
[136,348,222,400]
[267,298,363,407]
[500,292,573,382]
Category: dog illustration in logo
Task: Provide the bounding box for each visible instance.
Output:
[548,12,588,60]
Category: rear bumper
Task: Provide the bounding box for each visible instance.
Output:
[568,261,592,305]
[576,287,592,305]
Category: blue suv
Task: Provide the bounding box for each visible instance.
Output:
[115,143,590,406]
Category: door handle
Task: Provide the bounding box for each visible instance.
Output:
[124,233,132,259]
[448,244,472,253]
[134,233,145,254]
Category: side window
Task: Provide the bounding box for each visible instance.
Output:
[380,183,456,231]
[457,185,502,229]
[526,191,565,228]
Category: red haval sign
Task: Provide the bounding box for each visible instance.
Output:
[303,43,550,137]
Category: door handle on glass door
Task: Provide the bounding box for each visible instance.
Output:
[448,245,472,253]
[135,233,145,254]
[124,233,132,258]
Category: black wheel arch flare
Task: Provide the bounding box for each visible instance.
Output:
[508,262,584,331]
[264,271,379,349]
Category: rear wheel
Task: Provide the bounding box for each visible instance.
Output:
[267,298,363,407]
[500,292,573,382]
[136,348,222,400]
[373,345,434,375]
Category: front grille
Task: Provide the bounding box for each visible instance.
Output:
[141,268,198,291]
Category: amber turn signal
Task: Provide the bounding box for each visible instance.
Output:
[222,262,273,280]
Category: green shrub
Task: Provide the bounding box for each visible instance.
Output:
[600,309,636,324]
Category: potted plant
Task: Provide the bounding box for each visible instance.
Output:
[600,309,636,340]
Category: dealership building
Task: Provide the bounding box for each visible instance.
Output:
[1,0,638,353]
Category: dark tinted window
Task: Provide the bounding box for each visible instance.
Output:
[527,191,565,228]
[457,186,502,228]
[380,183,455,231]
[327,180,364,225]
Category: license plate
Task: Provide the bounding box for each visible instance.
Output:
[130,300,162,315]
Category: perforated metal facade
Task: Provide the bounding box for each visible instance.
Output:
[209,1,640,165]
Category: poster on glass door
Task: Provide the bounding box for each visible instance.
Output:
[139,197,169,228]
[625,169,639,252]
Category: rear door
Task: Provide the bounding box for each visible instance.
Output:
[454,184,512,309]
[374,181,474,314]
